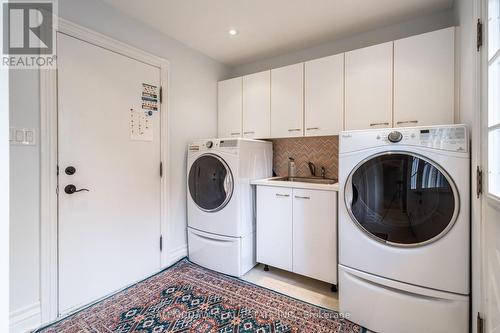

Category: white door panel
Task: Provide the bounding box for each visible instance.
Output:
[57,33,161,313]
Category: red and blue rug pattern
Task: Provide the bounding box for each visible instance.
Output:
[35,259,365,332]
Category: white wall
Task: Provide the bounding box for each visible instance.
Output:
[9,70,42,332]
[1,10,11,333]
[9,0,229,329]
[230,9,454,77]
[57,0,229,257]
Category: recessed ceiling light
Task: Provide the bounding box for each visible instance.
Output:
[228,29,238,36]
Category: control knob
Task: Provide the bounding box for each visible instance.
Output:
[388,131,403,143]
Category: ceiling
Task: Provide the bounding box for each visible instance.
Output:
[101,0,454,66]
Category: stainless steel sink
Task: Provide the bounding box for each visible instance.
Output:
[274,176,337,185]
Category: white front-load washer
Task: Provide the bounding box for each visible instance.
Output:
[338,125,470,333]
[187,138,272,277]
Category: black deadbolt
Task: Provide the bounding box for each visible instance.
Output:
[65,166,76,175]
[64,184,89,194]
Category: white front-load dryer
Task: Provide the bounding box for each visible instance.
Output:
[186,138,272,277]
[338,125,470,333]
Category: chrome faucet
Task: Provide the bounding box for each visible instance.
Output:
[321,166,326,179]
[308,162,316,177]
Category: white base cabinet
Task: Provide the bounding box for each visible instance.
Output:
[256,186,293,271]
[256,185,337,284]
[293,189,337,284]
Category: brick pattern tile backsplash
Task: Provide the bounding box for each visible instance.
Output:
[269,136,339,180]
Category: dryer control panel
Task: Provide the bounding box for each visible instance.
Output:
[341,125,469,154]
[188,139,239,153]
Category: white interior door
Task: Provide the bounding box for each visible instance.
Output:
[57,33,162,314]
[483,0,500,331]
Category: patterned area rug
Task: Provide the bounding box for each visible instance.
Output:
[35,259,365,333]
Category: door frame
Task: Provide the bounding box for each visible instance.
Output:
[478,0,500,331]
[40,18,171,323]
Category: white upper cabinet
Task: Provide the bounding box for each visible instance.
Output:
[218,28,456,136]
[218,77,242,138]
[271,63,304,138]
[394,27,455,127]
[345,42,393,130]
[242,71,271,139]
[305,54,344,136]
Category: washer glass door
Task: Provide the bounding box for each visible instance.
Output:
[189,154,233,212]
[345,152,459,246]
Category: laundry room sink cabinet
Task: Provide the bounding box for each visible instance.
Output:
[255,185,337,285]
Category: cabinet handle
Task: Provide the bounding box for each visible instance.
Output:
[369,122,390,127]
[396,120,418,125]
[275,193,290,197]
[294,195,310,199]
[288,128,302,132]
[306,127,320,130]
[230,132,241,136]
[244,131,255,134]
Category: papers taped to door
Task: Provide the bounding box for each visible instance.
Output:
[141,83,159,113]
[129,108,153,141]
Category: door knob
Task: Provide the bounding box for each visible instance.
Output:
[65,166,76,175]
[64,184,89,194]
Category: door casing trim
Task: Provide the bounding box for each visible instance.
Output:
[40,18,171,323]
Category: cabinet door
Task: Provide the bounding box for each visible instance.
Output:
[394,28,455,127]
[271,63,304,138]
[292,189,337,284]
[218,77,242,138]
[243,71,271,139]
[256,186,293,271]
[345,42,393,130]
[305,54,344,136]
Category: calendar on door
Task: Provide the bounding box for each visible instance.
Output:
[129,108,153,141]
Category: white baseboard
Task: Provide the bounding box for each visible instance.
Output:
[168,244,187,265]
[10,302,41,333]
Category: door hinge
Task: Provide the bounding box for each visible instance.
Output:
[160,162,163,177]
[477,312,484,333]
[160,235,163,251]
[159,86,163,104]
[477,166,483,198]
[477,19,483,51]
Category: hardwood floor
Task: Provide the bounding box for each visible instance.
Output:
[242,264,339,311]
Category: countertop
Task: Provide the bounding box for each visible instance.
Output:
[251,177,339,192]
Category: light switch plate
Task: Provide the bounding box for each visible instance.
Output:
[9,127,36,145]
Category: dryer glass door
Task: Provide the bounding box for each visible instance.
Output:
[189,154,233,212]
[345,152,459,247]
